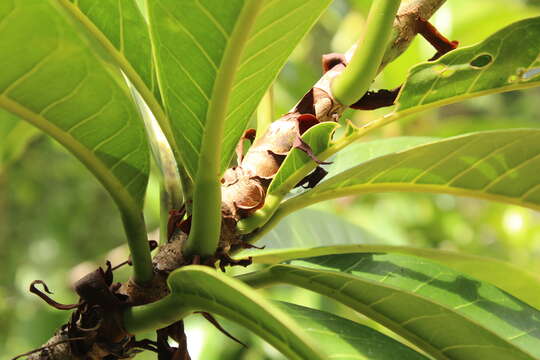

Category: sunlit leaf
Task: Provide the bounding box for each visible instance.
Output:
[277,302,429,360]
[242,253,540,360]
[63,0,157,96]
[0,0,153,280]
[245,208,377,250]
[326,136,437,178]
[125,265,325,360]
[396,17,540,117]
[281,130,540,217]
[148,0,332,180]
[0,0,149,211]
[250,245,540,310]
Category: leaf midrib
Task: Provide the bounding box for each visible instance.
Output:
[291,183,540,213]
[0,94,138,215]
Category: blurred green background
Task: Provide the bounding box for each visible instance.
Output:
[2,0,540,358]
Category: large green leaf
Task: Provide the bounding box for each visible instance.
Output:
[241,253,540,360]
[326,137,437,178]
[124,265,325,360]
[396,16,540,117]
[243,208,377,250]
[148,0,332,180]
[0,109,39,173]
[0,0,152,280]
[58,0,186,193]
[280,130,540,217]
[250,245,540,310]
[277,302,429,360]
[0,0,149,209]
[62,0,156,96]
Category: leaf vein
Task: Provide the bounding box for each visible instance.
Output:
[2,47,59,97]
[481,150,540,192]
[194,0,230,40]
[159,42,211,102]
[66,95,114,134]
[446,134,530,186]
[411,137,476,183]
[40,63,90,116]
[156,0,218,70]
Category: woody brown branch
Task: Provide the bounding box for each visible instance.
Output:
[219,0,449,253]
[24,1,447,358]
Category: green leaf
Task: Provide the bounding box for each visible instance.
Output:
[280,129,540,217]
[0,109,39,173]
[0,0,149,208]
[124,265,325,360]
[242,253,540,360]
[244,208,377,250]
[276,302,429,360]
[58,0,187,194]
[64,0,156,96]
[396,16,540,117]
[270,122,339,196]
[148,0,332,181]
[0,0,152,281]
[250,245,540,310]
[326,137,437,178]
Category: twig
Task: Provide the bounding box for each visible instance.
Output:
[12,336,87,360]
[234,0,447,238]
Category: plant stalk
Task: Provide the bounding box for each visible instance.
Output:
[331,0,401,107]
[121,211,154,284]
[183,0,263,258]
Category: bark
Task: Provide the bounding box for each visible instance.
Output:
[18,0,447,358]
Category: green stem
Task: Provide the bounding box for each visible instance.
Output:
[331,0,401,106]
[124,295,191,333]
[237,194,281,234]
[121,212,154,283]
[183,0,263,258]
[255,86,274,141]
